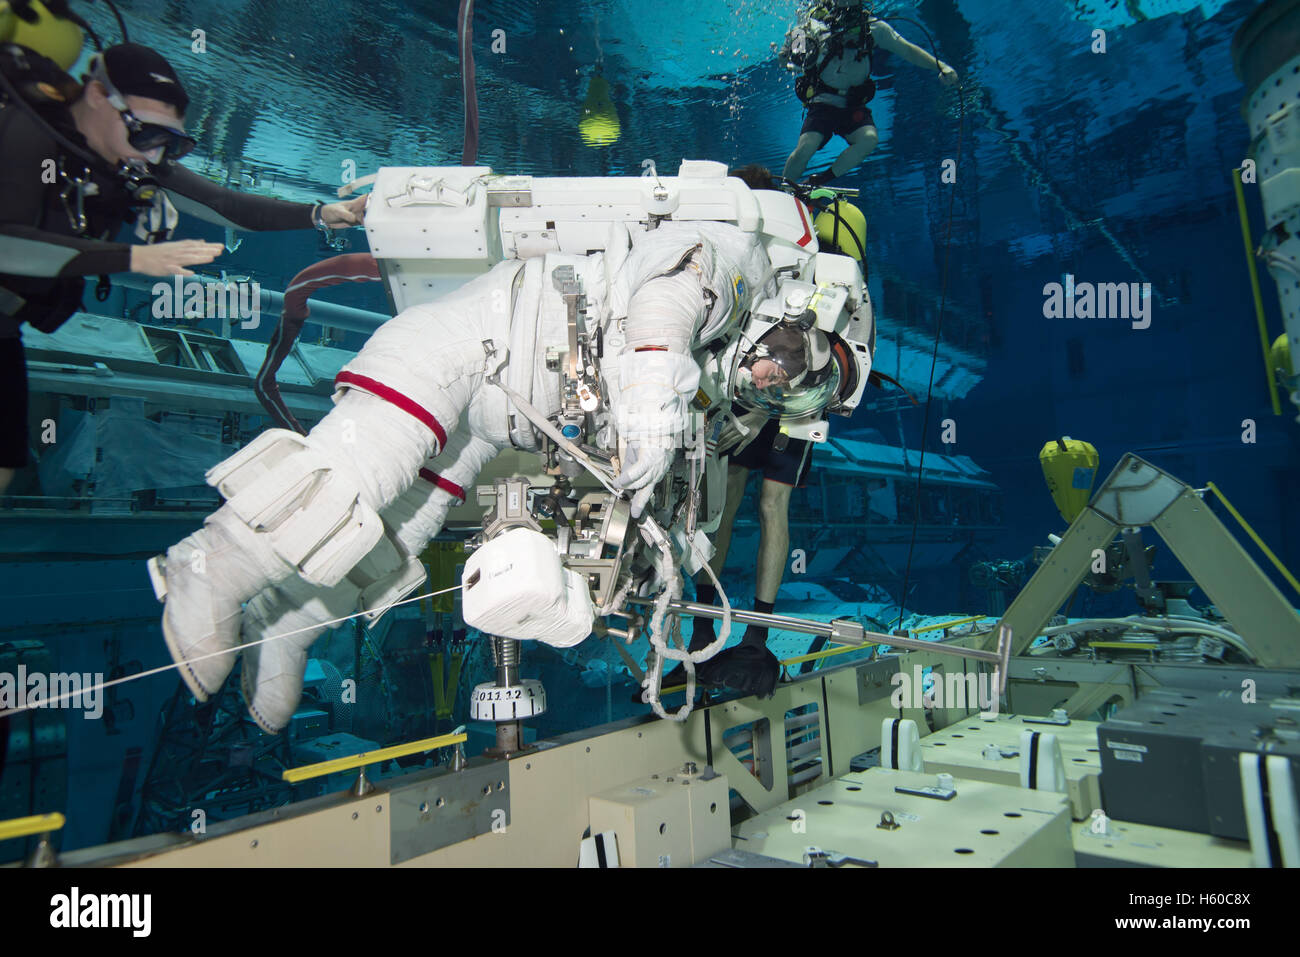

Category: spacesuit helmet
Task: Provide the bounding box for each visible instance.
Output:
[734,322,840,418]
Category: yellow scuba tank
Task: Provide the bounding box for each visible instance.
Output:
[1271,333,1294,384]
[815,198,867,261]
[1039,436,1099,524]
[579,73,620,147]
[0,2,85,71]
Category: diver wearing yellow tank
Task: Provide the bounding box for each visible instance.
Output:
[779,0,958,187]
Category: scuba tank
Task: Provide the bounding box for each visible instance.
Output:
[0,38,79,107]
[0,1,129,68]
[814,197,867,262]
[0,1,84,69]
[0,0,130,115]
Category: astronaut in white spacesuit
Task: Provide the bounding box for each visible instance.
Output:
[149,219,776,733]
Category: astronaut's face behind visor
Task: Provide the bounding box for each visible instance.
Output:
[735,325,840,418]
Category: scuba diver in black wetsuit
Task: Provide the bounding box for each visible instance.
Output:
[0,32,367,496]
[780,0,958,187]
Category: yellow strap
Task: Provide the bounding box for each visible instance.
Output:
[1207,482,1300,599]
[441,652,464,719]
[912,614,988,634]
[282,731,467,783]
[0,812,65,842]
[1232,169,1282,416]
[430,653,445,718]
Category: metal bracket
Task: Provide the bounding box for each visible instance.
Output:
[1090,454,1184,526]
[388,761,510,865]
[486,175,533,207]
[479,477,543,540]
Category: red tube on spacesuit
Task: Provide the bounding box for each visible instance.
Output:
[254,253,382,433]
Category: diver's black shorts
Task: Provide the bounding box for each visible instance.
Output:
[730,418,813,488]
[0,337,28,469]
[801,102,876,144]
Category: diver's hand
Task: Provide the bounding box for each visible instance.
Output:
[320,195,368,227]
[938,63,959,86]
[130,240,224,277]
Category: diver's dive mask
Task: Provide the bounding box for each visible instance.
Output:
[734,321,840,418]
[89,53,195,162]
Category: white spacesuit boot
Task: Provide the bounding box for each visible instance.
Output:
[239,576,365,732]
[149,508,304,702]
[150,389,448,702]
[240,429,497,733]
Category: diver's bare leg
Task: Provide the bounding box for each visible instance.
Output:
[783,131,828,182]
[826,124,879,180]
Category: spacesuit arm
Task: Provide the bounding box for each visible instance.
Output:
[613,264,707,511]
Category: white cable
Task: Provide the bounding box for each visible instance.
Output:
[1039,615,1256,661]
[0,584,464,718]
[634,514,733,722]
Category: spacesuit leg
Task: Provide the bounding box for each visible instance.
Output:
[150,297,499,704]
[240,428,499,733]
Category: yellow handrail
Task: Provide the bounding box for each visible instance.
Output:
[912,615,988,634]
[281,731,467,784]
[1207,482,1300,599]
[1232,168,1282,415]
[0,812,65,842]
[656,641,882,694]
[781,642,878,667]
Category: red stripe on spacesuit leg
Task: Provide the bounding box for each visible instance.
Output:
[795,200,813,248]
[417,469,467,502]
[333,371,449,449]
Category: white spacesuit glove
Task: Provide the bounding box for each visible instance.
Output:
[614,350,701,517]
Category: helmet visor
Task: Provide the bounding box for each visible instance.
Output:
[735,324,841,417]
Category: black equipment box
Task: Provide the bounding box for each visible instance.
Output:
[1098,688,1300,837]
